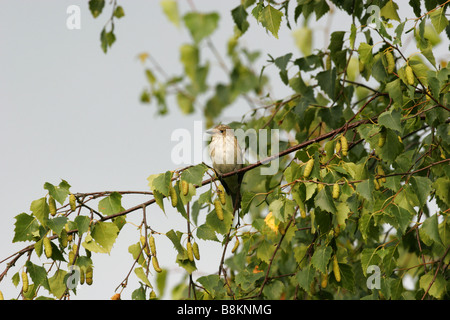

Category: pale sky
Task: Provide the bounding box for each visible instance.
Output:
[0,1,448,300]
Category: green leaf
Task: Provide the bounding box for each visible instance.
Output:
[48,269,67,299]
[380,0,401,22]
[311,246,333,274]
[180,164,208,186]
[410,176,432,207]
[419,274,446,299]
[274,53,293,71]
[151,171,173,197]
[166,229,185,255]
[258,5,283,39]
[256,240,274,263]
[231,5,249,33]
[429,7,448,34]
[240,191,260,215]
[361,248,381,276]
[386,205,413,234]
[316,68,336,99]
[269,198,296,222]
[134,267,153,288]
[358,43,373,65]
[25,261,50,291]
[293,27,312,56]
[314,188,336,214]
[197,275,225,297]
[295,265,315,295]
[337,263,355,292]
[100,28,116,54]
[128,242,146,266]
[30,197,49,227]
[183,12,219,43]
[47,216,68,236]
[409,0,421,17]
[44,180,71,205]
[420,214,443,246]
[433,177,450,208]
[13,213,39,242]
[90,221,120,253]
[98,192,125,216]
[88,0,105,18]
[196,223,219,242]
[206,207,233,235]
[385,79,403,106]
[74,216,91,235]
[113,5,125,18]
[160,0,179,27]
[132,285,146,300]
[378,108,403,134]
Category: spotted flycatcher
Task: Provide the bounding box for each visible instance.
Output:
[207,124,244,211]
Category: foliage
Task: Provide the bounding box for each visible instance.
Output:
[1,0,449,300]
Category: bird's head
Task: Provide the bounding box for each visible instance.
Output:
[206,124,233,139]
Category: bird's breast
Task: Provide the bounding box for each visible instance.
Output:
[210,135,243,175]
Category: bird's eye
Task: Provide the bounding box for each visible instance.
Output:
[220,130,224,133]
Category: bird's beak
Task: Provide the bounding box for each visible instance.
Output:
[206,128,218,135]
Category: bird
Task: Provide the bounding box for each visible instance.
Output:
[207,124,244,211]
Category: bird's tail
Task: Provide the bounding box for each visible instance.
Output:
[220,173,243,212]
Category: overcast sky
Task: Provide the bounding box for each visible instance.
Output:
[0,1,448,300]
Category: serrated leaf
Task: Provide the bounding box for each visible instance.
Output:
[258,5,283,39]
[166,229,184,255]
[419,274,446,299]
[47,217,68,236]
[256,240,274,263]
[134,267,153,288]
[385,79,403,106]
[358,43,373,65]
[361,248,381,276]
[356,179,375,201]
[420,214,443,246]
[231,5,249,33]
[151,171,172,197]
[380,0,400,22]
[206,207,233,235]
[180,164,208,186]
[196,223,219,242]
[337,263,355,292]
[378,108,402,133]
[316,68,336,99]
[410,176,432,207]
[429,7,448,34]
[43,180,71,205]
[128,242,146,267]
[13,213,39,242]
[433,177,450,208]
[30,197,49,227]
[90,221,120,253]
[314,188,336,214]
[197,275,225,297]
[311,246,333,274]
[25,261,50,291]
[48,269,67,299]
[98,192,125,216]
[295,265,315,294]
[74,215,91,235]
